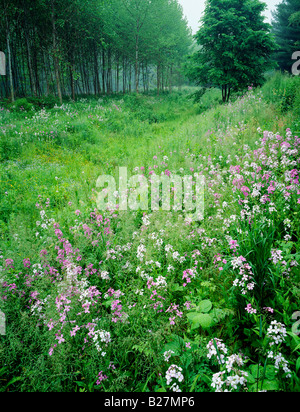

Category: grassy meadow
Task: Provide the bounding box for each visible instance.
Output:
[0,73,300,392]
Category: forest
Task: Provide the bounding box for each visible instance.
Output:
[0,0,191,101]
[0,0,300,394]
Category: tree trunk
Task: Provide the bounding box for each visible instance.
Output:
[6,15,14,102]
[157,63,160,96]
[69,64,75,100]
[122,56,126,94]
[94,45,101,95]
[7,32,14,102]
[102,49,106,94]
[129,64,132,93]
[169,65,173,93]
[42,50,50,96]
[116,54,119,93]
[135,33,139,93]
[107,48,112,94]
[33,36,41,97]
[25,34,37,97]
[222,85,231,103]
[51,0,62,104]
[227,86,231,102]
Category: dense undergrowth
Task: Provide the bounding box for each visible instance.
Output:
[0,74,300,392]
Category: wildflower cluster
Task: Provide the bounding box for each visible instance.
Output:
[266,321,292,378]
[232,256,255,296]
[165,364,184,392]
[207,339,248,392]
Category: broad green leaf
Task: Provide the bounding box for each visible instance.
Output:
[187,312,213,329]
[264,365,276,381]
[197,299,212,313]
[246,373,256,384]
[261,380,279,391]
[250,364,264,379]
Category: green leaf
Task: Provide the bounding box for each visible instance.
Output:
[197,299,212,313]
[250,364,263,379]
[264,365,276,381]
[260,380,279,391]
[5,376,22,389]
[172,283,185,292]
[246,373,256,384]
[161,335,184,355]
[187,312,213,329]
[189,374,201,391]
[75,381,86,387]
[296,357,300,374]
[0,367,6,377]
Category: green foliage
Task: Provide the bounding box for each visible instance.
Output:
[0,0,192,101]
[186,0,276,102]
[261,72,300,116]
[272,0,300,71]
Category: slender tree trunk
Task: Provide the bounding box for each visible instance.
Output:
[70,65,75,100]
[222,85,230,103]
[12,43,20,96]
[169,65,173,93]
[129,64,132,93]
[94,45,101,95]
[6,16,14,102]
[142,62,146,92]
[227,86,231,103]
[84,62,90,94]
[33,38,41,97]
[122,56,126,94]
[51,0,62,104]
[157,63,160,96]
[146,63,149,92]
[116,54,119,93]
[102,49,106,94]
[135,32,139,93]
[107,48,112,94]
[21,42,28,96]
[25,35,36,96]
[42,50,50,96]
[7,33,14,102]
[48,53,56,95]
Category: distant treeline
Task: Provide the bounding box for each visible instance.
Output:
[0,0,192,102]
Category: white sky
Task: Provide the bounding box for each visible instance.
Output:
[178,0,281,34]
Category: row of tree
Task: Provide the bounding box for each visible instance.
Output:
[1,0,299,104]
[0,0,192,102]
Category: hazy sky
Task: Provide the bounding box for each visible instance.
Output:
[177,0,281,34]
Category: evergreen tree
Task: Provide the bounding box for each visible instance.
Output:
[272,0,300,71]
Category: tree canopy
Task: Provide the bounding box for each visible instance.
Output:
[186,0,276,102]
[272,0,300,72]
[0,0,192,101]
